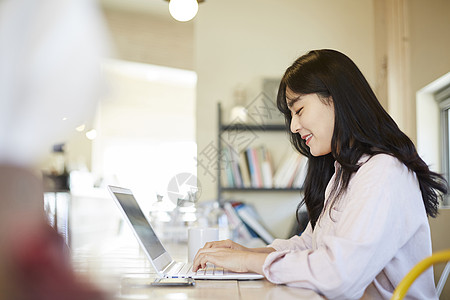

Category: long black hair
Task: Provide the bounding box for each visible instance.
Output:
[276,49,448,230]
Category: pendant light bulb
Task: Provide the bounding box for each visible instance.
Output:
[169,0,199,22]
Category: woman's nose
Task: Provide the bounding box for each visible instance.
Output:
[290,116,302,133]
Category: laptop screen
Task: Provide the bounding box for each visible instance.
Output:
[113,191,166,260]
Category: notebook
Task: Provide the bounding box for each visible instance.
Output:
[107,185,264,280]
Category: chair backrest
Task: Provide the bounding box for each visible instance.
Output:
[391,249,450,300]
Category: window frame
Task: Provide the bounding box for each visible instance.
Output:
[437,85,450,205]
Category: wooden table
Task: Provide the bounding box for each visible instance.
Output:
[117,277,323,300]
[71,238,323,300]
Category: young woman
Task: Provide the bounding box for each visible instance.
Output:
[193,49,448,299]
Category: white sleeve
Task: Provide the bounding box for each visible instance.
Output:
[268,222,313,251]
[262,155,427,299]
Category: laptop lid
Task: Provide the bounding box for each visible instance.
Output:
[107,185,173,277]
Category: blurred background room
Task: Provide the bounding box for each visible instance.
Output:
[30,0,450,297]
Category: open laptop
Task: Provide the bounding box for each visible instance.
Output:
[107,185,263,280]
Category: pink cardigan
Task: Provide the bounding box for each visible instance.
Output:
[263,154,437,299]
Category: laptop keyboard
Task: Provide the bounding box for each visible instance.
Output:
[195,264,224,276]
[167,262,226,277]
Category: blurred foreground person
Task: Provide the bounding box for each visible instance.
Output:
[0,0,110,299]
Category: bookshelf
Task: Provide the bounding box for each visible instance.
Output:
[217,103,304,202]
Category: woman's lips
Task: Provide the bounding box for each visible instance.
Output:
[302,134,313,145]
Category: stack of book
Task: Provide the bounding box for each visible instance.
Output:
[222,145,307,189]
[223,201,275,245]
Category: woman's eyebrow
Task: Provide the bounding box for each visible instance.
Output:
[286,95,302,108]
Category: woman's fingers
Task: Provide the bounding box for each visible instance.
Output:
[203,239,233,249]
[192,247,269,274]
[192,239,252,272]
[192,248,222,271]
[193,240,231,266]
[192,248,249,273]
[203,239,248,251]
[192,248,211,271]
[195,252,218,271]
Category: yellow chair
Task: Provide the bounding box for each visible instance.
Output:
[392,249,450,300]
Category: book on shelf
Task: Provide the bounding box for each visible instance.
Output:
[239,151,252,188]
[246,147,263,188]
[241,146,274,189]
[221,146,262,189]
[222,145,244,188]
[292,157,308,188]
[222,146,236,187]
[222,145,307,189]
[233,202,275,244]
[223,201,253,241]
[273,151,308,188]
[259,146,274,188]
[223,201,274,245]
[229,146,243,188]
[245,146,275,188]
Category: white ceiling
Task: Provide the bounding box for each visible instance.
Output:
[100,0,170,18]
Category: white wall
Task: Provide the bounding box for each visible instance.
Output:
[410,0,450,202]
[409,0,450,103]
[91,60,197,206]
[408,0,450,143]
[195,0,377,237]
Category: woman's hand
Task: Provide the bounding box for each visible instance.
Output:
[201,239,249,252]
[192,247,269,274]
[201,239,276,253]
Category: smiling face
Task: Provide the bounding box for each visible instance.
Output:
[286,87,335,157]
